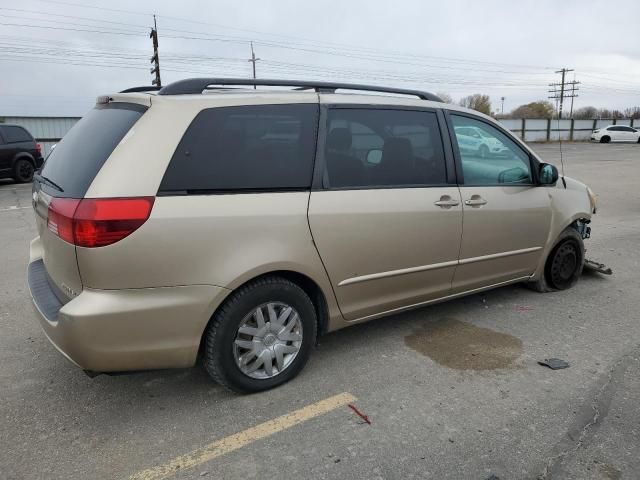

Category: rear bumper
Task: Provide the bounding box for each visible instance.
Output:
[28,257,230,372]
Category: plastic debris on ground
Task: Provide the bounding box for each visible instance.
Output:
[538,358,570,370]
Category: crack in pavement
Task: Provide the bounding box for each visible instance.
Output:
[537,345,640,479]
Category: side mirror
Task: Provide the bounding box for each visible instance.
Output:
[366,149,383,165]
[539,163,559,185]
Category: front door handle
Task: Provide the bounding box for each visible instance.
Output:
[464,195,487,207]
[434,195,460,208]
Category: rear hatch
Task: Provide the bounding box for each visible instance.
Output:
[32,101,148,300]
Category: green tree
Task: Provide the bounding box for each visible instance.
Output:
[509,101,555,119]
[459,94,491,115]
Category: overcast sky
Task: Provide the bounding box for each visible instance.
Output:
[0,0,638,117]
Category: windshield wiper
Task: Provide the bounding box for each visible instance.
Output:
[34,173,64,193]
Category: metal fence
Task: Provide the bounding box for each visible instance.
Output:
[2,115,637,152]
[498,118,638,142]
[0,116,80,156]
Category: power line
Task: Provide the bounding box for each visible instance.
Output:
[0,7,148,29]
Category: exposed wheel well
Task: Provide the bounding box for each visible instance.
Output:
[13,154,35,167]
[197,270,329,361]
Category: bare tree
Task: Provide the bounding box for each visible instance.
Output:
[623,107,640,119]
[573,106,598,119]
[436,92,454,104]
[459,94,491,115]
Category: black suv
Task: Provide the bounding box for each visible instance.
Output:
[0,124,44,183]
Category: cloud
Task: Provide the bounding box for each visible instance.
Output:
[1,0,638,116]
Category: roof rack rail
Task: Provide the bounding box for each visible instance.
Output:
[156,78,442,102]
[119,86,162,93]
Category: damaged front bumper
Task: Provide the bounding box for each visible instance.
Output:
[576,219,613,275]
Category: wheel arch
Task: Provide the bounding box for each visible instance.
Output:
[11,152,35,168]
[531,214,590,281]
[197,269,332,362]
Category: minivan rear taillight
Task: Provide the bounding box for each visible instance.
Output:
[47,197,154,247]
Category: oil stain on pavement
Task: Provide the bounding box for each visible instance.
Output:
[404,317,523,370]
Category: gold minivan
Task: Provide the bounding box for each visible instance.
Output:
[28,79,597,392]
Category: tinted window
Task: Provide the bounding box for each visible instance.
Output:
[451,115,532,185]
[324,108,446,188]
[2,126,32,143]
[621,126,635,132]
[40,103,145,198]
[160,104,318,193]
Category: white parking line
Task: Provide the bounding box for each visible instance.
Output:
[0,206,31,212]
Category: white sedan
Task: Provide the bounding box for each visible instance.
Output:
[591,125,640,143]
[454,125,509,157]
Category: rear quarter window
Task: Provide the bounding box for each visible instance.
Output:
[40,103,146,198]
[1,126,33,143]
[159,104,319,193]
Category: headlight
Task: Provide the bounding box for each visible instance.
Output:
[587,186,598,214]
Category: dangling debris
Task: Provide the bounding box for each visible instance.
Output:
[584,259,612,275]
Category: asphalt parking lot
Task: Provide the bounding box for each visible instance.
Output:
[1,142,639,480]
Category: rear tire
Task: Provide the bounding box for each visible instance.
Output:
[600,136,610,144]
[13,158,34,183]
[527,227,584,292]
[203,276,317,393]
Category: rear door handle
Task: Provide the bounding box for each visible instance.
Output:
[434,196,460,208]
[464,196,487,206]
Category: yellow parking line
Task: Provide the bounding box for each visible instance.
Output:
[128,392,357,480]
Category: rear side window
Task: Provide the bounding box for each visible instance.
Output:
[40,103,146,198]
[2,126,32,143]
[323,108,447,188]
[159,104,319,193]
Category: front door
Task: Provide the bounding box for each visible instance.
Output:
[308,107,462,320]
[447,112,553,293]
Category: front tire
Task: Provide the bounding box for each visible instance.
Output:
[203,276,317,393]
[600,136,610,144]
[13,158,34,183]
[527,227,584,293]
[527,227,584,292]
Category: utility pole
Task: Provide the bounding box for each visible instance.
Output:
[150,15,161,87]
[500,96,505,115]
[248,42,260,89]
[568,73,578,118]
[548,68,579,119]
